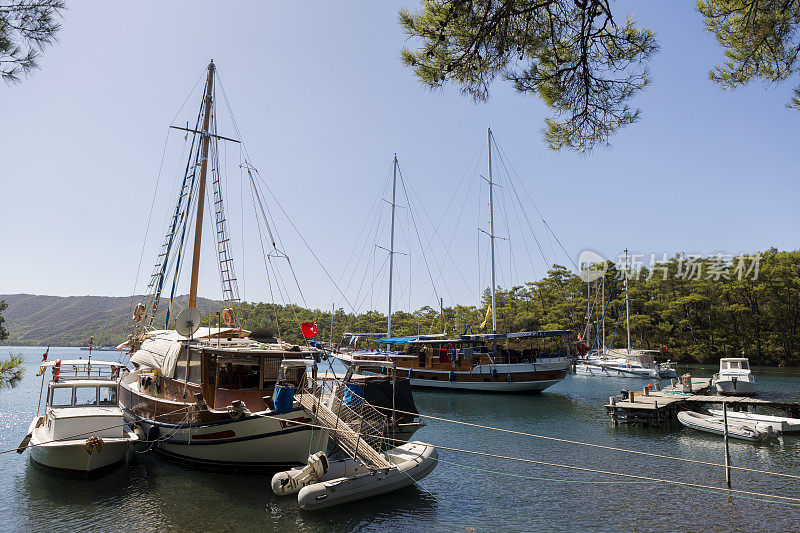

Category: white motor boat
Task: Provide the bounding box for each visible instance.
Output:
[271,441,438,510]
[677,410,774,441]
[707,408,800,434]
[18,359,139,473]
[712,358,757,396]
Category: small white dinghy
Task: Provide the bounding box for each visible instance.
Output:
[677,410,773,441]
[707,409,800,434]
[271,441,437,510]
[18,359,138,474]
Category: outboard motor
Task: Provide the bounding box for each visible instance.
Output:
[271,451,329,496]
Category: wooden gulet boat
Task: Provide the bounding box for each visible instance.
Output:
[118,61,328,467]
[335,131,571,392]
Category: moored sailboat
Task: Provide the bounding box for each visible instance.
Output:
[118,61,329,467]
[335,130,572,392]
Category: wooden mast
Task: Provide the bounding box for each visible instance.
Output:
[188,60,215,309]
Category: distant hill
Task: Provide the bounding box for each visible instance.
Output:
[0,294,225,347]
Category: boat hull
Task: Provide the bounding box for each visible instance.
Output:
[574,363,659,379]
[707,409,800,434]
[125,408,328,467]
[120,372,328,467]
[29,422,134,473]
[295,442,438,510]
[401,360,570,393]
[713,379,758,396]
[677,411,761,441]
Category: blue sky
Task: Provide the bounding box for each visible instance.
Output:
[1,1,797,314]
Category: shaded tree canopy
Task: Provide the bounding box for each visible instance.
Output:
[399,0,658,152]
[698,0,800,109]
[0,299,7,341]
[0,0,64,84]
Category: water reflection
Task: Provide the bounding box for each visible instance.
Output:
[2,348,800,532]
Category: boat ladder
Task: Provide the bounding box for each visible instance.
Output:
[297,392,392,470]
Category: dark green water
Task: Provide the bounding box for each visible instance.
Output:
[1,347,799,532]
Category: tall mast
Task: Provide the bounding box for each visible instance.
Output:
[188,60,215,309]
[488,127,497,334]
[624,248,631,354]
[387,154,398,338]
[602,273,606,353]
[440,297,444,335]
[586,276,590,342]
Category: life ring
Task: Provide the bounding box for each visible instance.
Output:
[222,308,235,326]
[132,303,146,322]
[53,360,61,383]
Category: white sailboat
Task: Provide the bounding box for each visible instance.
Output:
[575,249,675,380]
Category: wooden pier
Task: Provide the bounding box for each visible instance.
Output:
[605,377,800,426]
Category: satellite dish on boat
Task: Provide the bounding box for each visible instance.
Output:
[175,307,202,338]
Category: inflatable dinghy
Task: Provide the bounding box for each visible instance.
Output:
[271,441,437,510]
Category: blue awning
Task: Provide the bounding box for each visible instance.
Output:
[375,335,421,346]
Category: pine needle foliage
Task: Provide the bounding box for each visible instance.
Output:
[0,353,23,388]
[399,0,658,151]
[0,0,64,84]
[698,0,800,109]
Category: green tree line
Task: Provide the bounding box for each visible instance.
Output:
[235,249,799,366]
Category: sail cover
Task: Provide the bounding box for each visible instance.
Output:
[130,330,184,376]
[129,327,246,376]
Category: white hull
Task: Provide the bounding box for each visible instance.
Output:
[714,379,758,396]
[125,409,329,467]
[28,419,135,473]
[677,411,762,441]
[276,442,438,510]
[574,363,659,379]
[707,409,800,434]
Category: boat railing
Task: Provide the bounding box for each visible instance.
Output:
[49,366,122,381]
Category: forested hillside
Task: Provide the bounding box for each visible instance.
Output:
[2,249,798,365]
[0,294,224,347]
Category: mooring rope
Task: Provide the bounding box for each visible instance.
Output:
[368,405,800,482]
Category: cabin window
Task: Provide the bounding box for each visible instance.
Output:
[174,347,189,381]
[187,352,202,384]
[75,386,98,406]
[99,386,117,405]
[51,387,73,407]
[263,357,281,387]
[218,356,261,390]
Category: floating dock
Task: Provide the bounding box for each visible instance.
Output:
[605,377,800,426]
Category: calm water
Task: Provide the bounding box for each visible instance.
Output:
[1,347,799,532]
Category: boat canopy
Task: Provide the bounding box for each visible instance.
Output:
[378,330,572,346]
[376,336,423,346]
[461,330,572,340]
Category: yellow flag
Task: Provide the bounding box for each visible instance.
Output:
[480,306,492,329]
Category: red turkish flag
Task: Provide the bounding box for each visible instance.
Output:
[301,320,318,338]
